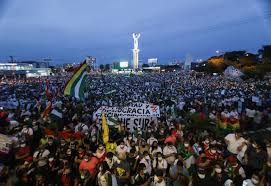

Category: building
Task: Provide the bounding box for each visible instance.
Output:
[0,61,51,78]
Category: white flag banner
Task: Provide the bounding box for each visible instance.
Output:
[94,102,160,118]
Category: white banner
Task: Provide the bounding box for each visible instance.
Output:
[119,117,157,131]
[95,102,160,118]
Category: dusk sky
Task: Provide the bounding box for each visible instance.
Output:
[0,0,271,64]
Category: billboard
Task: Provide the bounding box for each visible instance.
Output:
[119,61,129,68]
[148,58,158,64]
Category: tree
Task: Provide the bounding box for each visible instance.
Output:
[105,64,111,72]
[142,64,149,67]
[99,64,105,71]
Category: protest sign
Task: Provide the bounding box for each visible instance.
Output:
[94,103,160,131]
[94,102,160,118]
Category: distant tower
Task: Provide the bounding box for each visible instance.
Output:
[132,33,141,70]
[86,56,96,70]
[185,53,192,70]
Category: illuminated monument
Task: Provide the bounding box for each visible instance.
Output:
[132,33,140,70]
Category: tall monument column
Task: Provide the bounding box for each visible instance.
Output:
[132,33,140,70]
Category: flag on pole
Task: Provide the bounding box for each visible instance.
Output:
[107,117,119,128]
[49,107,63,121]
[42,101,52,119]
[64,62,88,100]
[102,112,109,144]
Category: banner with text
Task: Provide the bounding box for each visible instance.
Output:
[94,103,160,131]
[95,102,160,118]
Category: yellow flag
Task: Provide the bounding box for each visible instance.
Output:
[102,112,109,144]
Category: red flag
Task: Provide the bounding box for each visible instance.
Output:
[42,101,52,119]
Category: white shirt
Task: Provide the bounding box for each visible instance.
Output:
[152,159,168,170]
[97,171,110,186]
[150,147,162,158]
[163,146,177,165]
[105,156,119,169]
[21,127,33,136]
[225,133,246,154]
[246,109,255,118]
[151,179,166,186]
[74,123,88,133]
[116,145,128,157]
[140,157,152,175]
[33,149,50,158]
[242,179,257,186]
[147,137,158,146]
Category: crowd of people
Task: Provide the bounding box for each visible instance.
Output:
[0,71,270,186]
